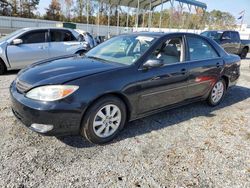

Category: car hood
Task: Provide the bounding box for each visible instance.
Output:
[17,55,123,86]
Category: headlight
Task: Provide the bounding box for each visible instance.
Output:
[26,85,79,101]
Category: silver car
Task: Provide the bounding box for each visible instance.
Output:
[0,27,89,75]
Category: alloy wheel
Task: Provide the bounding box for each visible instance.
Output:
[211,81,224,103]
[93,104,121,138]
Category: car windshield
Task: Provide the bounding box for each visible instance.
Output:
[86,35,157,65]
[201,31,223,40]
[0,29,26,43]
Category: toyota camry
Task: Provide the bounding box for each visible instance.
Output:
[10,32,241,144]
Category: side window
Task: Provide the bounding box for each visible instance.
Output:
[222,31,231,39]
[50,30,77,42]
[20,30,46,44]
[231,32,240,41]
[187,36,219,61]
[149,37,182,65]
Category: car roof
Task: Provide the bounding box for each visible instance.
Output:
[202,30,238,33]
[21,27,74,31]
[120,31,202,38]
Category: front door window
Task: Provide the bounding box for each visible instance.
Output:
[148,37,183,65]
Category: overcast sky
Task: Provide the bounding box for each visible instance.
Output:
[38,0,250,25]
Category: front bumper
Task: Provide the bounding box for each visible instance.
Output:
[10,82,83,136]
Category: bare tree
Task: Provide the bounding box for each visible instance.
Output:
[45,0,61,20]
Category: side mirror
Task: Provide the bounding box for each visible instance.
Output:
[12,39,23,45]
[142,59,164,70]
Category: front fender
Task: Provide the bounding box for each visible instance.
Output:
[0,42,11,68]
[63,42,89,54]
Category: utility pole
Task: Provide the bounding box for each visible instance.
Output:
[240,10,245,31]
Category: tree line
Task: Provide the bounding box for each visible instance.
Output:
[0,0,236,30]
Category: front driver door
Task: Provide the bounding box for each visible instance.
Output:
[7,29,49,69]
[137,36,189,114]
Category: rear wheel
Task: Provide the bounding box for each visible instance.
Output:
[240,47,248,59]
[207,79,226,106]
[0,61,6,75]
[81,96,127,144]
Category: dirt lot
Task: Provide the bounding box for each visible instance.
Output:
[0,57,250,188]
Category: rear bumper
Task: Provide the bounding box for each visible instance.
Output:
[228,69,240,88]
[10,82,83,136]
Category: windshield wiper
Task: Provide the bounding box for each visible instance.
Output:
[86,56,112,63]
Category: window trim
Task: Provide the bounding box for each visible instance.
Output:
[184,56,222,64]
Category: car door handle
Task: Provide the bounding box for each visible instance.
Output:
[181,68,187,75]
[216,63,221,68]
[151,76,160,80]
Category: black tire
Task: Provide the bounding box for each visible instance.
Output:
[0,61,6,75]
[81,96,127,144]
[240,47,248,59]
[207,79,226,106]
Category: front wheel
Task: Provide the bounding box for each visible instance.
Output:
[81,96,127,144]
[207,79,226,106]
[0,61,6,75]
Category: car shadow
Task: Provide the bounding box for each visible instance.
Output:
[57,85,250,148]
[3,70,20,75]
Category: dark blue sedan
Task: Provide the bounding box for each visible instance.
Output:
[10,32,241,144]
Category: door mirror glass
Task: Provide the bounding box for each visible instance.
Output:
[12,38,23,45]
[142,59,164,69]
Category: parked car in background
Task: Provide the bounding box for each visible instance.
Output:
[75,29,97,49]
[95,36,106,44]
[0,27,88,75]
[201,30,250,59]
[10,32,240,144]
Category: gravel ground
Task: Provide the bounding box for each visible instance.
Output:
[0,56,250,188]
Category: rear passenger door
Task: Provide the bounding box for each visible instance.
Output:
[186,35,223,99]
[48,29,80,58]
